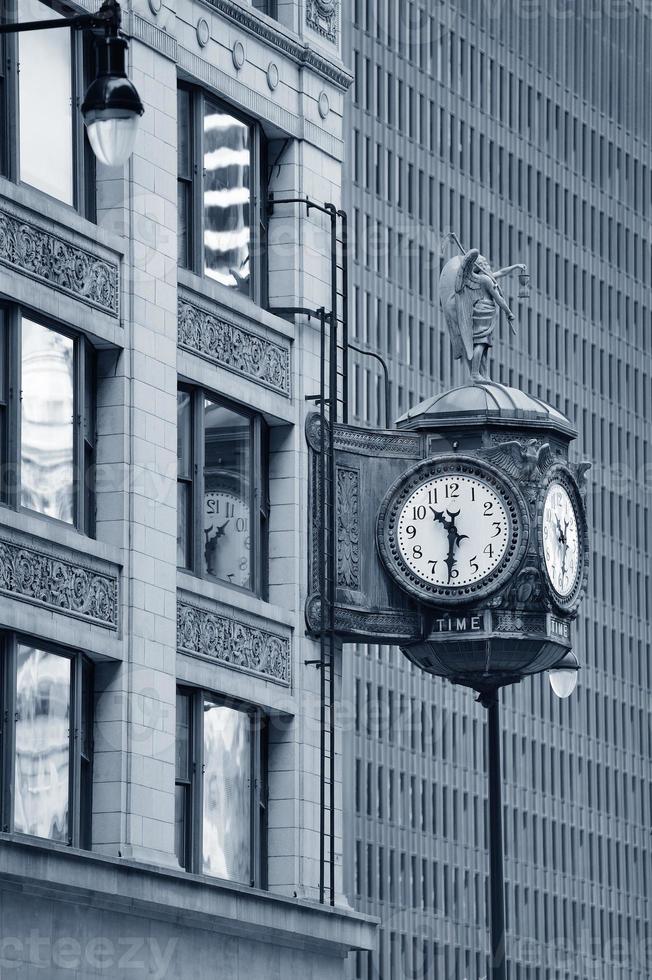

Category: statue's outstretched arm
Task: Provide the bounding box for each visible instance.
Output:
[494,263,527,280]
[477,272,515,320]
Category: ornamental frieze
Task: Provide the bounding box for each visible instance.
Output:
[177,599,291,686]
[306,0,338,42]
[0,538,118,629]
[178,297,291,397]
[0,207,119,317]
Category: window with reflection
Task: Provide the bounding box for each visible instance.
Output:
[175,687,266,885]
[1,637,93,848]
[1,0,95,216]
[251,0,278,17]
[0,309,96,535]
[177,386,268,596]
[177,84,267,303]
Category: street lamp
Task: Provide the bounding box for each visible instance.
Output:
[0,0,143,168]
[549,650,580,699]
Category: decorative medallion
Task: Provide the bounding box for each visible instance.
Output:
[318,91,330,119]
[377,455,529,607]
[232,39,245,70]
[178,296,290,396]
[0,538,118,629]
[306,0,338,42]
[0,207,119,317]
[177,599,291,686]
[267,62,279,91]
[196,17,210,47]
[148,0,162,13]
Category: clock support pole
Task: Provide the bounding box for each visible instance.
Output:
[479,687,507,980]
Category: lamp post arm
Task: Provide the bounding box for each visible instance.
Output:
[0,0,120,35]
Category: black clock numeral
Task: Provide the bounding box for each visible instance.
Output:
[483,501,494,517]
[483,543,494,558]
[470,486,476,501]
[406,525,417,539]
[449,568,459,579]
[412,545,423,559]
[428,560,438,572]
[492,522,502,538]
[469,556,479,573]
[428,488,438,505]
[412,505,427,520]
[445,482,459,499]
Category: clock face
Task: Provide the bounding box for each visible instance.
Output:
[542,481,580,598]
[204,490,250,588]
[397,475,511,588]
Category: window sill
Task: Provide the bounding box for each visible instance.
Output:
[177,569,294,630]
[0,834,377,956]
[0,504,122,571]
[178,267,295,343]
[0,176,124,260]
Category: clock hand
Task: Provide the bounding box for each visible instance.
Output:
[432,509,468,584]
[214,519,231,539]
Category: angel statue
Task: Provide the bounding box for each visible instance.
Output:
[439,236,529,383]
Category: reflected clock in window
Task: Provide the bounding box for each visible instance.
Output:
[203,490,250,588]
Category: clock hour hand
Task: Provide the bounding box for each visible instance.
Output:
[432,509,468,584]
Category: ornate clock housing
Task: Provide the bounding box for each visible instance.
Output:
[538,468,588,612]
[377,456,529,606]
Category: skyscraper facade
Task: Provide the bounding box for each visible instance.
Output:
[343,3,651,978]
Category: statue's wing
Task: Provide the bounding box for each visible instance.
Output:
[454,287,475,361]
[537,444,554,474]
[439,256,467,361]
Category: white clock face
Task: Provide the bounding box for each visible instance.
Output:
[204,490,250,588]
[542,482,580,597]
[396,475,511,588]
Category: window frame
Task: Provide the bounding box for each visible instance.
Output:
[175,685,267,887]
[177,384,269,599]
[0,633,93,848]
[177,81,268,306]
[0,304,96,536]
[1,0,96,219]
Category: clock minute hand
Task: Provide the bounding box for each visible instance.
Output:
[432,508,468,584]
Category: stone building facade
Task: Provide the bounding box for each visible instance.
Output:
[0,0,375,977]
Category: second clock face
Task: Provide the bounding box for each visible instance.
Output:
[396,475,511,588]
[542,481,580,598]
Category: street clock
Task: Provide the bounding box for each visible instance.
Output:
[377,457,528,606]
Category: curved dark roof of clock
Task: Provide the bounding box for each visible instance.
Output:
[396,382,576,436]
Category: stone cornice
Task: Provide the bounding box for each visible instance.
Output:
[199,0,353,91]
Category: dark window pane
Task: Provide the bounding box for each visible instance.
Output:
[178,181,190,268]
[203,399,251,589]
[175,693,191,780]
[18,0,73,204]
[177,89,191,178]
[202,700,252,883]
[177,88,192,267]
[14,646,70,842]
[175,783,189,869]
[203,103,251,293]
[21,318,74,524]
[177,391,192,568]
[252,0,277,14]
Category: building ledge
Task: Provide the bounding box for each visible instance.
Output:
[0,836,377,956]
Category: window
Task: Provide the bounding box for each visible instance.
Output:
[175,688,266,885]
[1,637,93,848]
[252,0,278,16]
[177,84,267,302]
[177,387,268,595]
[0,308,96,534]
[1,0,95,215]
